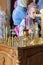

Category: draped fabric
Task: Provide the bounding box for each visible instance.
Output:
[12,6,27,25]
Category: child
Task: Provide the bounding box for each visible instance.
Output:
[19,2,38,36]
[35,0,43,37]
[12,0,31,36]
[12,0,28,26]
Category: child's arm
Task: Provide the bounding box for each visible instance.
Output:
[19,19,25,36]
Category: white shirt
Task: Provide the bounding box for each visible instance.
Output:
[19,19,25,36]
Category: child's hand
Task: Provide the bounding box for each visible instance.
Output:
[29,29,34,34]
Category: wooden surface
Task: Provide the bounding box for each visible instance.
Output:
[0,44,43,65]
[18,45,43,65]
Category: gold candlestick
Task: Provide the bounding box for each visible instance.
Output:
[5,26,8,41]
[12,32,14,47]
[23,29,29,46]
[8,36,11,46]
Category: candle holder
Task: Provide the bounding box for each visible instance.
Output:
[23,29,29,46]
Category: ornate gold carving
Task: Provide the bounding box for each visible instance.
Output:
[0,51,14,65]
[0,56,5,65]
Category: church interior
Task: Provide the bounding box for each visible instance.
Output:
[0,0,43,65]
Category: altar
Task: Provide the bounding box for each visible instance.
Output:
[0,44,43,65]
